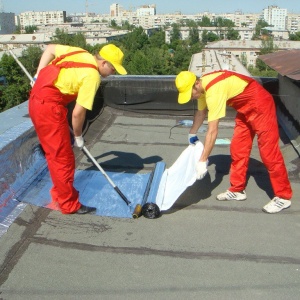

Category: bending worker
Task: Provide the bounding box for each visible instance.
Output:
[175,70,292,214]
[29,44,127,214]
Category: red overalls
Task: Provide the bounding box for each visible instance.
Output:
[203,70,292,199]
[29,51,98,213]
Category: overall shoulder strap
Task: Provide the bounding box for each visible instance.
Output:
[204,70,253,91]
[51,50,88,65]
[51,50,97,70]
[56,61,98,70]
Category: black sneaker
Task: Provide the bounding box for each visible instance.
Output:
[75,205,96,214]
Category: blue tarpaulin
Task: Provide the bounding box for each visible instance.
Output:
[17,170,151,218]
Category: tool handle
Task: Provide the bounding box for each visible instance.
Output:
[114,186,131,205]
[9,49,34,85]
[132,204,142,219]
[82,146,116,187]
[82,146,131,206]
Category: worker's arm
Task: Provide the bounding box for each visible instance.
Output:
[72,103,87,137]
[72,103,87,150]
[190,109,206,134]
[195,118,219,180]
[200,119,219,162]
[188,109,207,145]
[35,44,57,75]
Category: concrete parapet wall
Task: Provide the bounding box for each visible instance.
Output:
[0,101,46,223]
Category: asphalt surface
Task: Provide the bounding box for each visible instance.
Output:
[0,106,300,300]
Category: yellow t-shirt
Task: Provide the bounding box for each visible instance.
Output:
[54,45,100,110]
[197,72,248,121]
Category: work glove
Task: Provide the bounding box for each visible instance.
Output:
[196,160,209,180]
[73,135,84,150]
[188,134,199,145]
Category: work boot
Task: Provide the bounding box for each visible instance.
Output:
[75,204,96,214]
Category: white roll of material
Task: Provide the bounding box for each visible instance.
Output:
[156,142,204,211]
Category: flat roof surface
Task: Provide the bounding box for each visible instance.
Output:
[0,105,300,299]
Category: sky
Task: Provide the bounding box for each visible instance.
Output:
[2,0,300,15]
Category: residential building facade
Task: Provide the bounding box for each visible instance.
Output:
[0,12,15,34]
[263,6,287,30]
[19,11,66,29]
[205,40,300,67]
[137,5,156,17]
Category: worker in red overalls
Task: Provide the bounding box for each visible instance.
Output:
[175,70,293,214]
[29,44,127,214]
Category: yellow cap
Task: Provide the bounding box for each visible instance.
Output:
[99,44,127,75]
[175,71,196,104]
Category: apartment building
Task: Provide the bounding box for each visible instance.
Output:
[205,40,300,67]
[86,11,299,33]
[19,11,66,29]
[0,12,15,34]
[0,33,52,51]
[6,3,299,33]
[165,26,255,44]
[137,5,156,17]
[263,6,287,30]
[216,11,261,29]
[110,3,123,17]
[287,13,300,33]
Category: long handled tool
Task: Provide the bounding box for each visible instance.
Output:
[9,49,35,86]
[82,146,131,206]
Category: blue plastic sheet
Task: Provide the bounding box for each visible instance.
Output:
[17,169,151,218]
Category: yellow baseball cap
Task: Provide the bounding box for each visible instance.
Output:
[99,44,127,75]
[175,71,196,104]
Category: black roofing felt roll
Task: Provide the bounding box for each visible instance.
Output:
[142,202,161,219]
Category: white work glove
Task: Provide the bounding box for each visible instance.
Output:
[73,135,84,150]
[188,134,199,145]
[196,160,209,180]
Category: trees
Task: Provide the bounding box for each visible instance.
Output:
[0,53,32,111]
[121,21,135,31]
[289,31,300,41]
[118,26,200,75]
[24,26,38,34]
[202,30,220,44]
[169,23,181,49]
[252,19,269,40]
[148,29,166,48]
[110,20,119,29]
[19,46,43,77]
[0,46,44,111]
[120,26,149,52]
[226,27,240,40]
[247,37,278,77]
[257,38,278,72]
[198,16,212,27]
[240,53,248,67]
[14,26,21,34]
[212,17,240,41]
[50,28,88,49]
[189,27,200,45]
